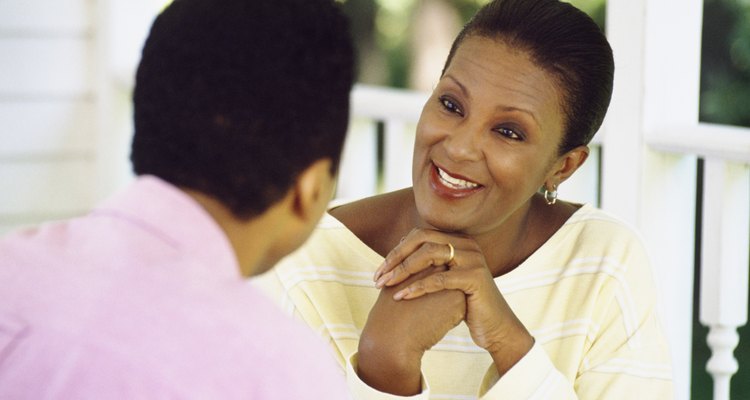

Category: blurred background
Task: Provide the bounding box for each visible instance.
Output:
[343,0,750,131]
[0,0,748,398]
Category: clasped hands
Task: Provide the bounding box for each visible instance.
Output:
[357,228,534,395]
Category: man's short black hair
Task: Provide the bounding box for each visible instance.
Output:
[131,0,354,220]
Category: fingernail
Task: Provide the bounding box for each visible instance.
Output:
[373,262,385,282]
[375,271,392,288]
[393,289,407,300]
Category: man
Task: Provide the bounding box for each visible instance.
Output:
[0,0,354,397]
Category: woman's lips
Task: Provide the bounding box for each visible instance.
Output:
[429,163,483,198]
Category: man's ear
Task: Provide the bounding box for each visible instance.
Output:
[291,158,334,221]
[546,145,589,188]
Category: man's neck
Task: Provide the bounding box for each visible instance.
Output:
[183,189,277,277]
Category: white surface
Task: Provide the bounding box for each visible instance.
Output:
[382,119,416,192]
[0,159,96,216]
[336,119,379,200]
[0,101,95,155]
[0,0,92,34]
[604,0,712,398]
[0,38,93,96]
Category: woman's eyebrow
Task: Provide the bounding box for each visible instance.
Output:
[443,74,470,100]
[494,105,541,129]
[444,74,541,129]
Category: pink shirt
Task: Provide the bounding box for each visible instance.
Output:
[0,176,348,399]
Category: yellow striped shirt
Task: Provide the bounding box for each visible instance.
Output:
[251,204,673,399]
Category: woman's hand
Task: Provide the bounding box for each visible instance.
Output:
[358,267,466,396]
[373,228,535,376]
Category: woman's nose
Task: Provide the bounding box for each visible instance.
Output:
[443,123,483,163]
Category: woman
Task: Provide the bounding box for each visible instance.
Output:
[253,0,673,398]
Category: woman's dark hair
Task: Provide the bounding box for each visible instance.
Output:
[442,0,614,154]
[131,0,354,219]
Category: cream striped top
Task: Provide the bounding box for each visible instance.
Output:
[251,204,674,399]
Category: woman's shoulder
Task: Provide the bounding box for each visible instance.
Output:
[511,203,654,285]
[551,203,651,264]
[329,188,415,257]
[563,204,641,238]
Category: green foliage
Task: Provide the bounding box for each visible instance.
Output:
[341,0,606,88]
[700,0,750,128]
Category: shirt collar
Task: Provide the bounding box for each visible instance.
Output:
[94,175,241,280]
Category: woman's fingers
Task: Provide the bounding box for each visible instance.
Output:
[375,240,457,288]
[392,259,486,300]
[393,270,452,300]
[373,228,468,283]
[373,228,422,282]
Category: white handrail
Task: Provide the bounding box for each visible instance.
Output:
[351,84,428,123]
[647,123,750,163]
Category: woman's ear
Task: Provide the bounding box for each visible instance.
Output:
[291,158,335,221]
[546,145,589,188]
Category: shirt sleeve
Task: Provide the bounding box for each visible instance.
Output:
[479,342,577,399]
[478,314,672,399]
[479,240,674,399]
[571,244,674,399]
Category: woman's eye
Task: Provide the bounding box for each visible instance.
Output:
[495,127,523,141]
[439,96,463,116]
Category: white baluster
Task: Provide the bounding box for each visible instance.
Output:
[699,158,750,400]
[705,326,739,399]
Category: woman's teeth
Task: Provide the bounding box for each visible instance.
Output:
[437,167,479,189]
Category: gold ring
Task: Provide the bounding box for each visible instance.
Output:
[446,242,455,264]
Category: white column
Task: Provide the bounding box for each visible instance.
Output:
[700,159,750,400]
[601,0,646,225]
[605,1,704,398]
[560,144,600,207]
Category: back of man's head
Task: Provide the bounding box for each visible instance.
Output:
[131,0,354,220]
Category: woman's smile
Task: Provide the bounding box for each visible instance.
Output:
[430,162,483,198]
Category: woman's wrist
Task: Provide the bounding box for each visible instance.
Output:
[486,328,535,377]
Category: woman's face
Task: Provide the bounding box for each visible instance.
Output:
[412,35,567,235]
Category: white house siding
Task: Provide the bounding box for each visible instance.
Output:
[0,0,97,234]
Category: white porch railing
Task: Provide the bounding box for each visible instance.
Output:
[341,84,750,400]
